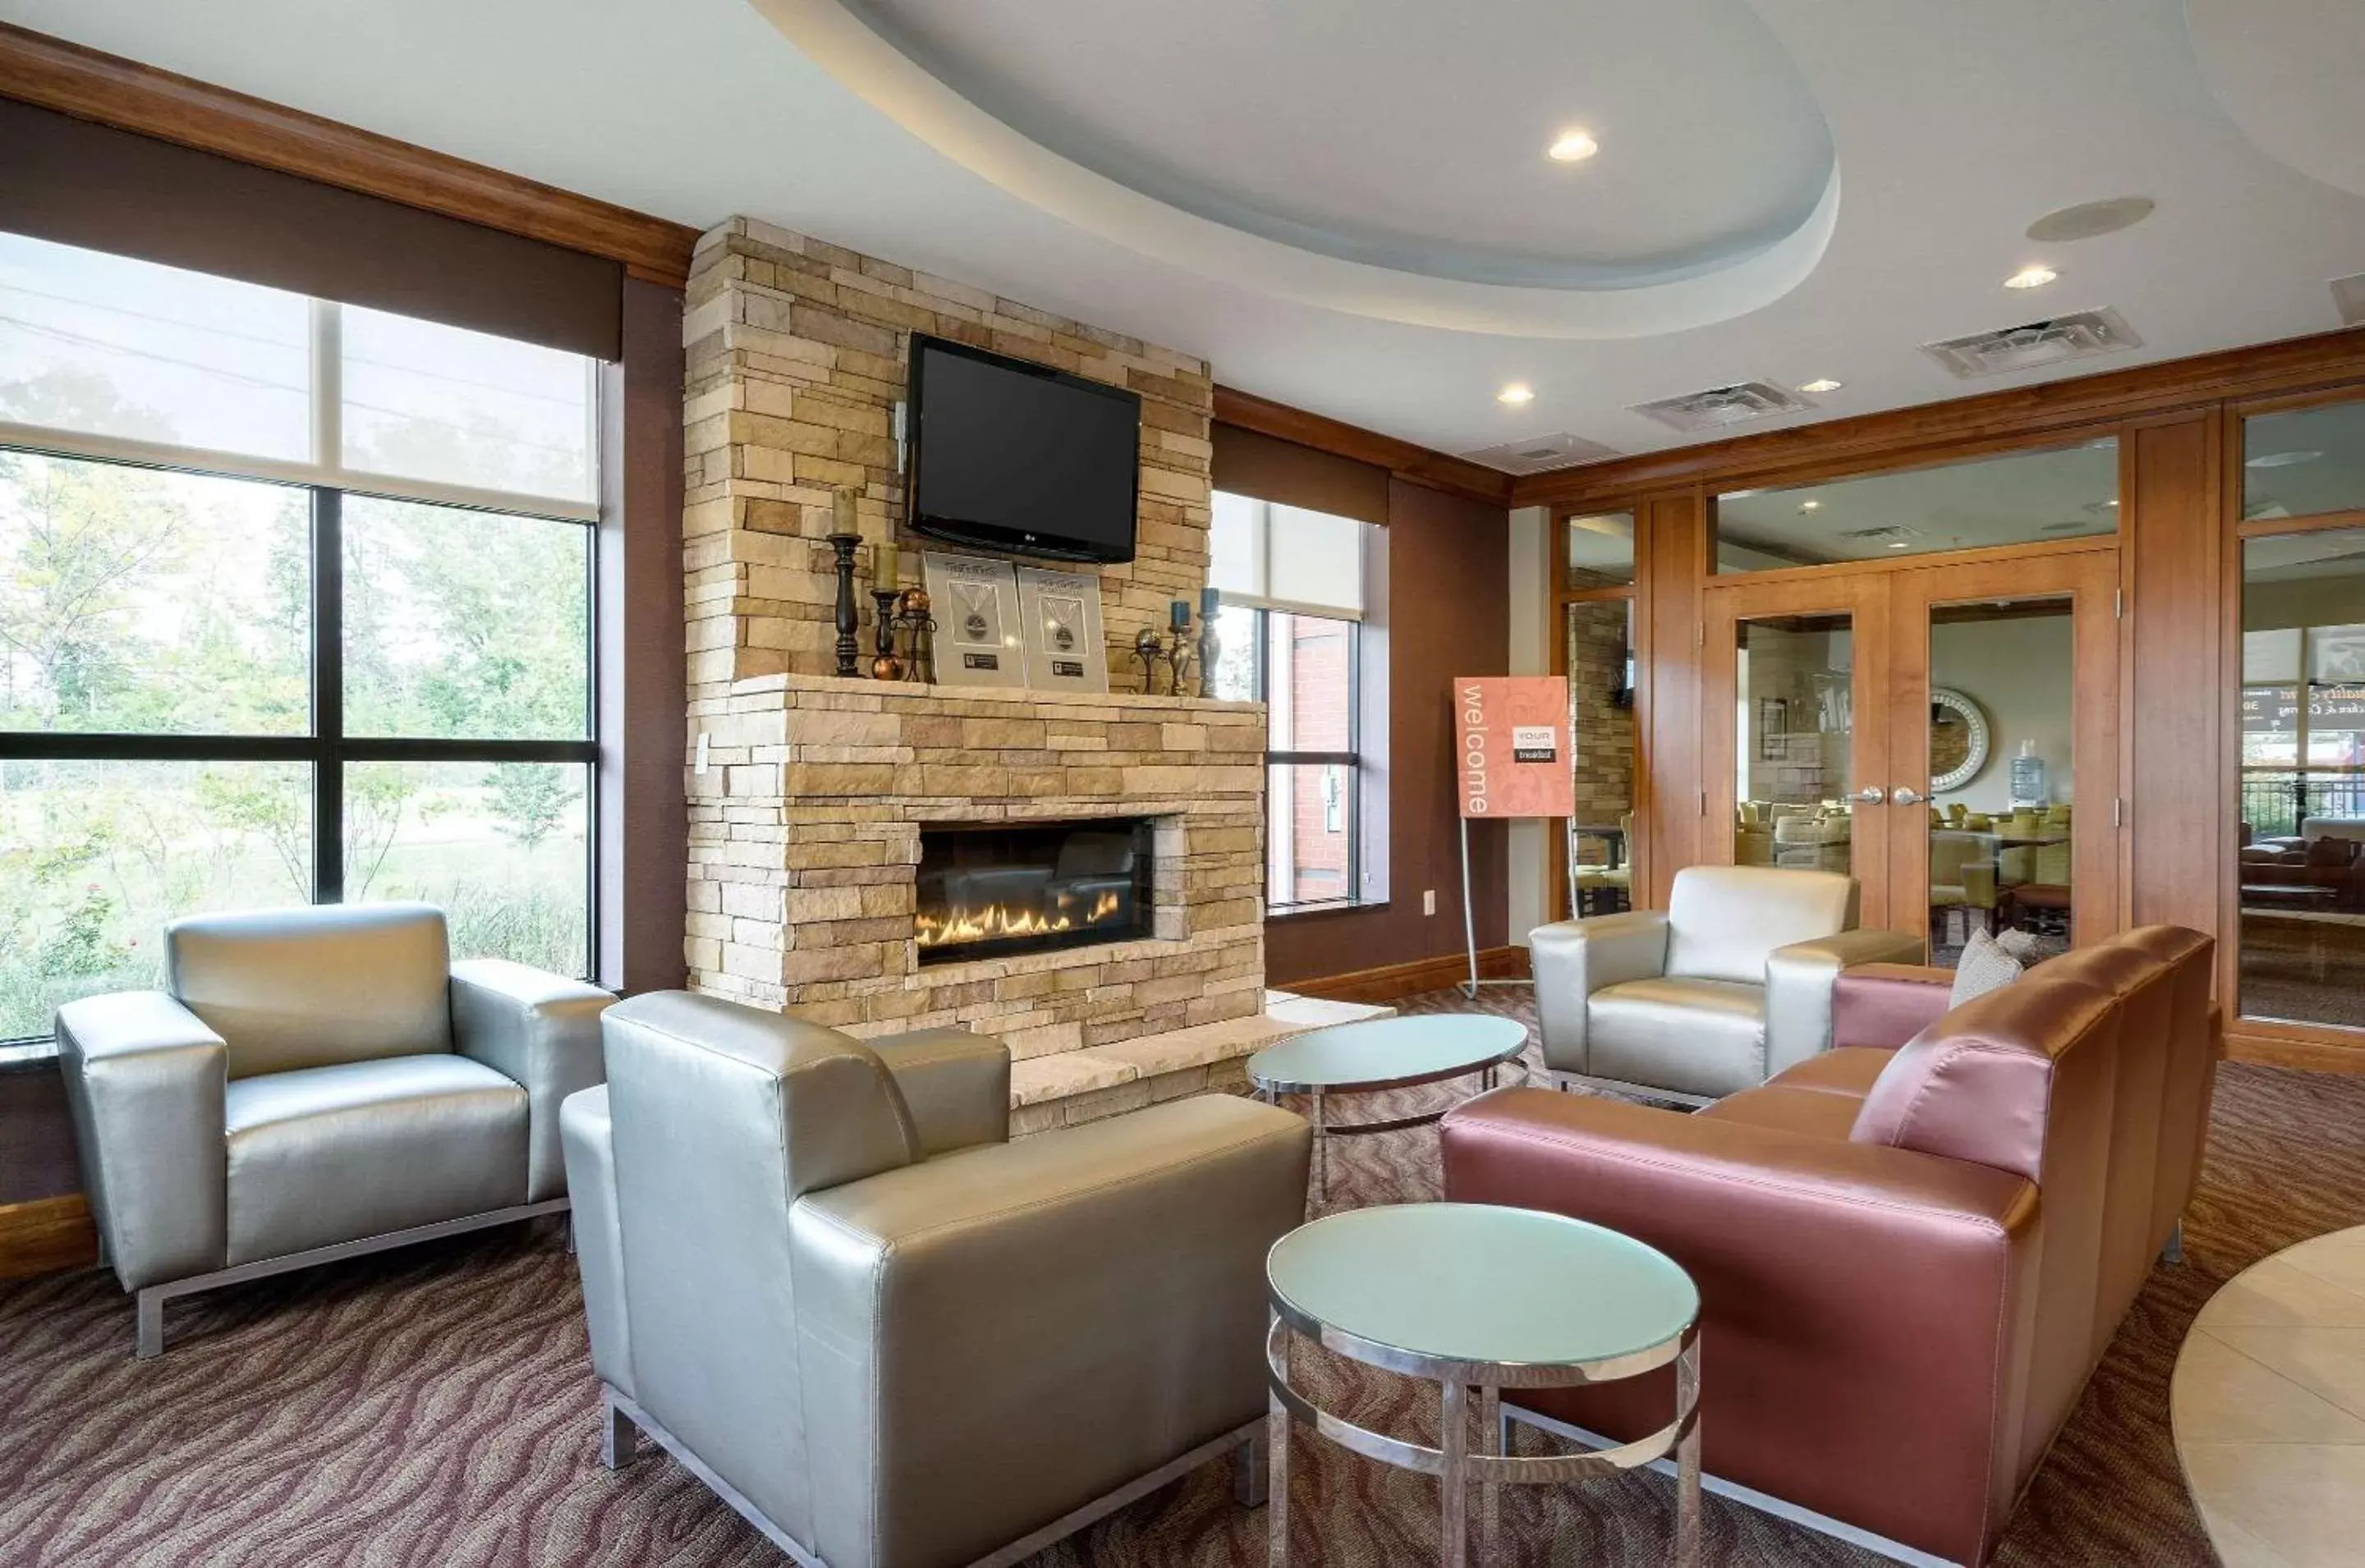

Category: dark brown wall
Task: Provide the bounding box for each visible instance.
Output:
[1267,479,1511,985]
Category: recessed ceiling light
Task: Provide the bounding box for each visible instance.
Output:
[2004,264,2060,291]
[1798,498,1822,512]
[1797,378,1844,394]
[2246,449,2322,469]
[1887,540,1911,549]
[1546,129,1600,163]
[1496,383,1535,406]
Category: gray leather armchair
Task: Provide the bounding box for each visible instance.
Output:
[57,902,612,1356]
[1531,865,1922,1104]
[567,991,1311,1568]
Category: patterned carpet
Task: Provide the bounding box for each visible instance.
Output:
[2,983,2359,1566]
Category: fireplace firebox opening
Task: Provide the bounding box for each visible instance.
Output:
[915,818,1155,965]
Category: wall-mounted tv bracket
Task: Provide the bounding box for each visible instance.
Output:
[893,400,908,475]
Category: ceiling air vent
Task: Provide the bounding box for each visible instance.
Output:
[1921,309,2142,379]
[1628,381,1812,433]
[1837,525,1919,546]
[2332,273,2365,328]
[1460,430,1620,475]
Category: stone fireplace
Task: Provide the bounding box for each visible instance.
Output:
[682,217,1388,1131]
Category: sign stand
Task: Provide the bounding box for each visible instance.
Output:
[1452,675,1579,1001]
[1458,815,1582,998]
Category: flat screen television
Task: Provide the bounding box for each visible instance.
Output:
[906,334,1141,564]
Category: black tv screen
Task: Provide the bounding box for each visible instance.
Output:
[906,335,1141,564]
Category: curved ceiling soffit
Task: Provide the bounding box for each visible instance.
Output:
[2184,0,2365,199]
[744,0,1841,340]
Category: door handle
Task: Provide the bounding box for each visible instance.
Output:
[1853,786,1886,805]
[1894,787,1926,806]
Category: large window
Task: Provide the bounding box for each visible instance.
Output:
[0,232,599,1044]
[1208,492,1374,912]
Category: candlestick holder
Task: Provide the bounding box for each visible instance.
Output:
[896,589,937,683]
[1132,627,1168,695]
[1196,617,1222,699]
[827,532,862,678]
[870,589,904,680]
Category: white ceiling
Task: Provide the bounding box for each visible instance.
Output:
[9,0,2365,470]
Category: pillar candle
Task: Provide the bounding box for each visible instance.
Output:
[832,486,857,534]
[1201,585,1220,621]
[1171,598,1191,630]
[878,539,899,589]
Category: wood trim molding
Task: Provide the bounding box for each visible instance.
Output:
[2225,1029,2365,1075]
[0,23,700,289]
[0,1193,97,1281]
[1285,944,1532,1006]
[1512,326,2365,507]
[1215,386,1517,507]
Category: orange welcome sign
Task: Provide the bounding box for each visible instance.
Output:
[1455,676,1574,820]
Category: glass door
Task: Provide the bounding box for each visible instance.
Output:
[1885,552,2121,967]
[1703,575,1896,928]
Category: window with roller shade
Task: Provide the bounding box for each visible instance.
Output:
[0,229,599,1044]
[1207,491,1375,912]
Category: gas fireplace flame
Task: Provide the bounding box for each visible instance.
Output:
[916,890,1123,948]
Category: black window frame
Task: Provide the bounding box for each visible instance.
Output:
[0,447,602,1048]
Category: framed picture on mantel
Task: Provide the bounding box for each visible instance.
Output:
[921,550,1025,688]
[1016,566,1110,695]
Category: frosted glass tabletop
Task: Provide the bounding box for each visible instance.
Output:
[1267,1203,1698,1369]
[1246,1015,1527,1094]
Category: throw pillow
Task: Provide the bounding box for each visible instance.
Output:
[1951,928,2025,1006]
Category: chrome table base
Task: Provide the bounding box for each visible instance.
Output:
[1265,1312,1701,1567]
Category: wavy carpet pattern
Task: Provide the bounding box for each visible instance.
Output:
[3,983,2361,1566]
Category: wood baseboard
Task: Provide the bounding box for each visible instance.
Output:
[2225,1031,2365,1075]
[1284,945,1531,1006]
[0,1193,98,1281]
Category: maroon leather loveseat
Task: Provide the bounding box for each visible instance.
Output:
[1440,927,2217,1566]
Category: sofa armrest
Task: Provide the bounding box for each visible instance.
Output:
[1528,910,1670,1075]
[866,1026,1011,1157]
[450,960,614,1202]
[1764,928,1927,1075]
[788,1095,1309,1568]
[1831,962,1957,1050]
[55,991,229,1291]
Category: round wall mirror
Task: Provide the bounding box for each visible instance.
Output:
[1929,687,1991,793]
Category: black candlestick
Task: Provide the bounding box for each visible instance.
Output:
[828,532,862,677]
[870,589,904,680]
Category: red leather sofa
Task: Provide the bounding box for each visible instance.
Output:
[1440,927,2217,1567]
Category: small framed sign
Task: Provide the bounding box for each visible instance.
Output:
[921,550,1025,688]
[1015,566,1109,694]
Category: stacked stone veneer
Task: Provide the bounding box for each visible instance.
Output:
[687,673,1268,1070]
[682,217,1215,681]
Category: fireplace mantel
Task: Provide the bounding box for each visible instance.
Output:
[687,672,1268,1067]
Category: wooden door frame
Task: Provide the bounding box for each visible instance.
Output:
[1885,547,2125,953]
[1701,573,1898,928]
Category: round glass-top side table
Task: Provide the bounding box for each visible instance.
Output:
[1264,1203,1701,1568]
[1246,1015,1527,1204]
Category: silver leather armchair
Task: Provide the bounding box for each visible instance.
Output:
[1531,865,1922,1104]
[57,902,612,1356]
[567,991,1311,1568]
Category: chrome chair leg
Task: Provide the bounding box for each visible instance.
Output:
[1233,1424,1269,1507]
[602,1387,641,1469]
